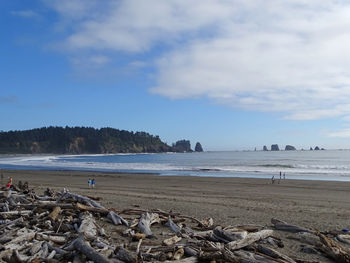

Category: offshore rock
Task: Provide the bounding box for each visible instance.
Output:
[263,145,268,151]
[195,142,203,152]
[285,145,296,151]
[172,140,192,152]
[314,146,320,150]
[271,144,280,151]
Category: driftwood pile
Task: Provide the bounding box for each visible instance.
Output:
[0,182,348,262]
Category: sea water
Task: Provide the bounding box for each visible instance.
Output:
[1,150,350,181]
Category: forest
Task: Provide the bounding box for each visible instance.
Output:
[0,126,176,154]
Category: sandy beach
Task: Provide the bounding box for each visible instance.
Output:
[1,169,348,230]
[0,169,348,261]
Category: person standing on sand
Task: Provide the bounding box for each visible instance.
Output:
[91,178,95,188]
[271,175,275,184]
[6,177,13,189]
[88,178,91,188]
[283,173,286,179]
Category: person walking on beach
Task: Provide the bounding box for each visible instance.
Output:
[283,172,286,179]
[91,178,95,189]
[88,178,91,188]
[271,175,275,184]
[6,177,13,189]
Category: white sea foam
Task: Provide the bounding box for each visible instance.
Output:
[2,151,350,181]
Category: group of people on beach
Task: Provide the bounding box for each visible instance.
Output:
[88,178,96,188]
[271,171,286,184]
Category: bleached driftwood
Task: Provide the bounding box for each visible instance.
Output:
[163,235,182,246]
[271,218,312,233]
[213,228,248,243]
[317,232,350,263]
[226,229,274,250]
[257,244,296,263]
[165,216,181,233]
[48,206,61,221]
[138,212,160,237]
[107,211,129,226]
[58,190,105,209]
[76,202,109,215]
[78,212,97,239]
[73,236,111,263]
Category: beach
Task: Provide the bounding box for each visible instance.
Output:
[0,169,348,261]
[1,169,348,231]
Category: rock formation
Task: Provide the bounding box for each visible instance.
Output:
[285,145,296,151]
[194,142,203,152]
[271,144,280,151]
[263,145,268,151]
[310,147,313,150]
[172,140,192,152]
[314,146,320,150]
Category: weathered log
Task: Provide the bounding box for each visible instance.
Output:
[107,211,129,226]
[163,235,182,246]
[234,250,281,263]
[73,236,111,263]
[36,232,67,244]
[76,202,109,215]
[316,231,350,263]
[58,190,105,209]
[287,232,321,246]
[257,244,296,263]
[138,212,159,237]
[226,229,274,250]
[115,247,136,263]
[271,218,312,233]
[4,228,36,250]
[78,212,97,239]
[165,216,181,233]
[213,228,248,243]
[48,206,61,221]
[0,210,31,219]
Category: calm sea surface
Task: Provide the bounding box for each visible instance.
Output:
[1,150,350,181]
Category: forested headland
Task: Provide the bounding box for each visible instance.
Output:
[0,126,202,154]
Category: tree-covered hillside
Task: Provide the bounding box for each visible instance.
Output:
[0,126,173,154]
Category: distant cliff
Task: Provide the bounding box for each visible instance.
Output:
[0,126,191,154]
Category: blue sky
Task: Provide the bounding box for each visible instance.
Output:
[2,0,350,151]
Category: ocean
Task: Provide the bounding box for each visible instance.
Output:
[1,150,350,181]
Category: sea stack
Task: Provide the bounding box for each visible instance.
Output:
[271,144,280,151]
[263,145,268,151]
[314,146,320,150]
[195,142,203,152]
[172,140,192,152]
[285,145,296,151]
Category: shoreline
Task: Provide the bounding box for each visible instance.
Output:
[1,169,349,231]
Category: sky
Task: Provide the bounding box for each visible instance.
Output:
[2,0,350,151]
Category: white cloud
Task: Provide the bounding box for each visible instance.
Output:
[46,0,350,120]
[328,129,350,138]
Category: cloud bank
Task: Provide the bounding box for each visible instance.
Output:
[46,0,350,120]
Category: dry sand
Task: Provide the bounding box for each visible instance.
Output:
[2,169,349,261]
